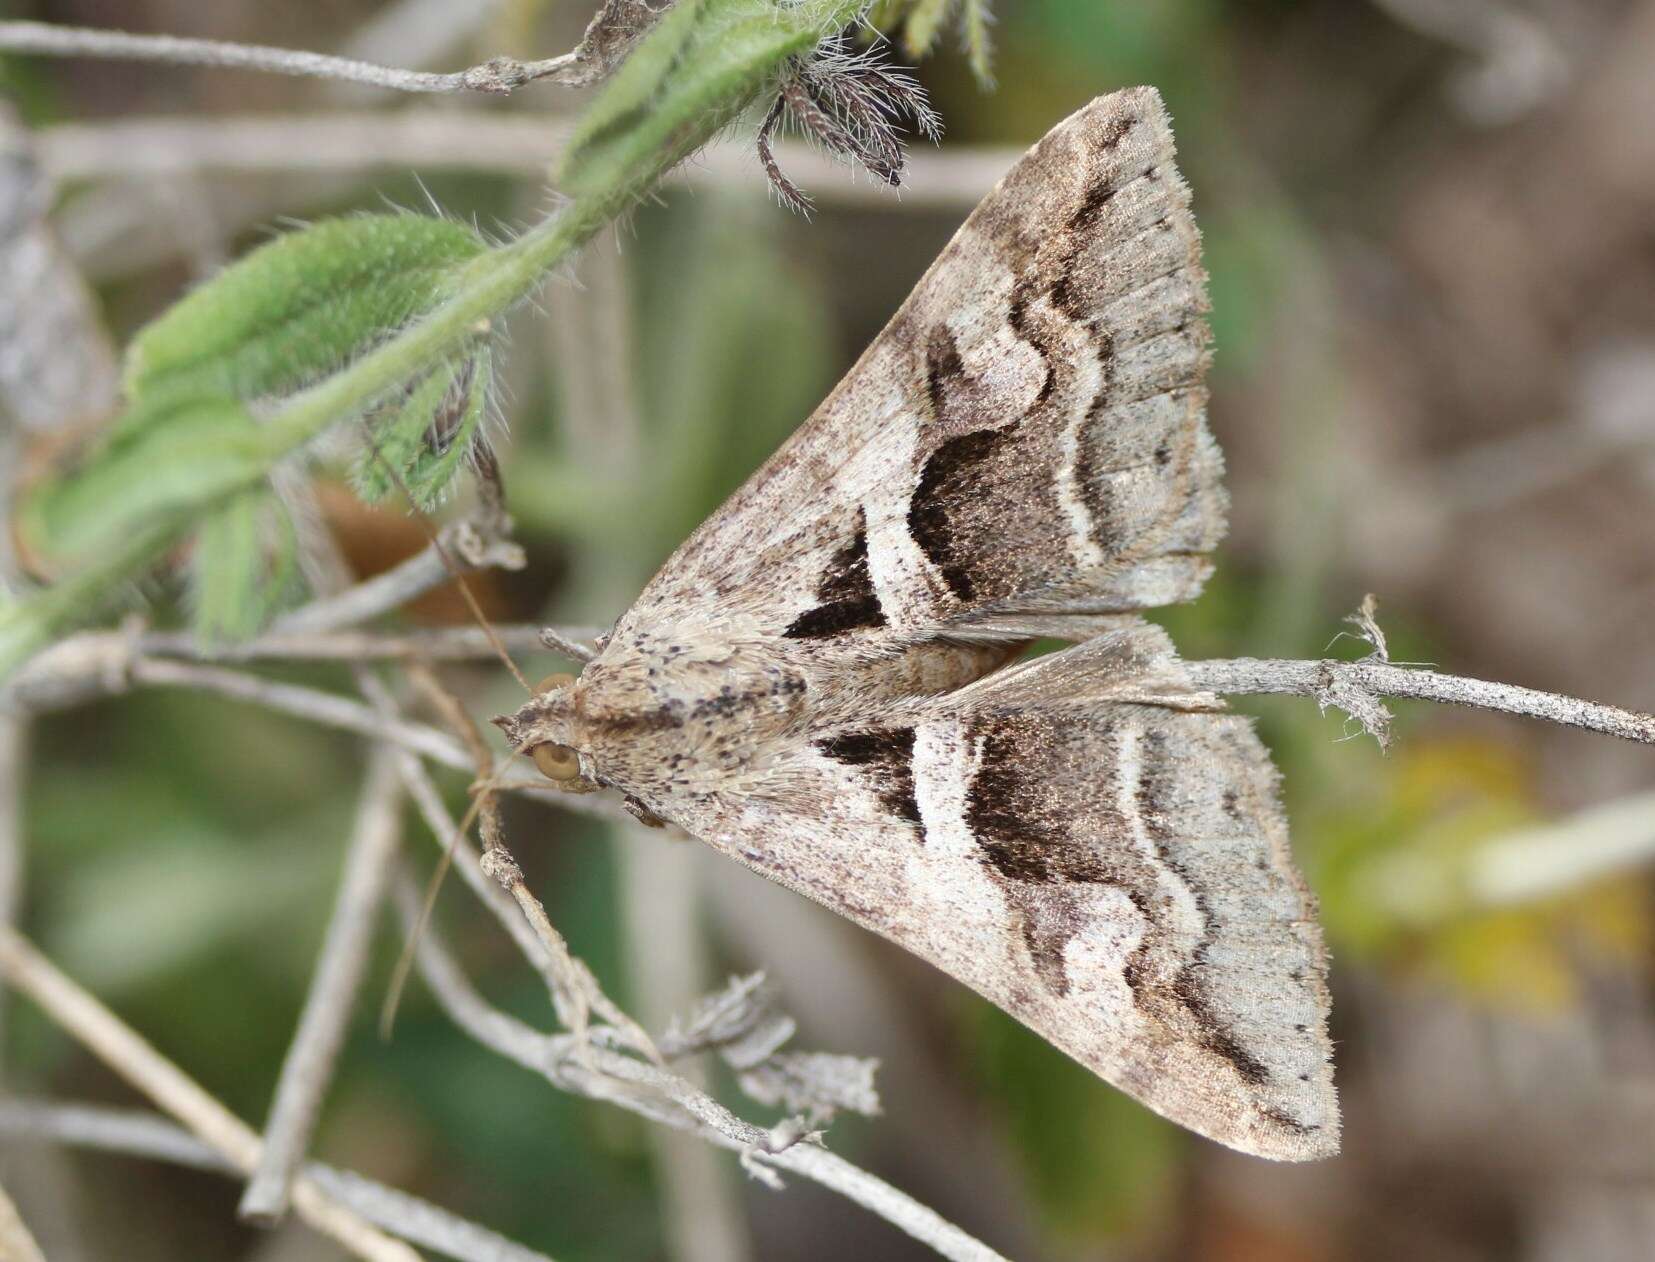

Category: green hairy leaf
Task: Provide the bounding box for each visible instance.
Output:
[21,215,492,585]
[352,346,493,511]
[123,213,489,418]
[20,396,269,571]
[898,0,951,55]
[962,0,994,84]
[192,489,297,644]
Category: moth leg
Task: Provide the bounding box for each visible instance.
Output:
[623,795,667,829]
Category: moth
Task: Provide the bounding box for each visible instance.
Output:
[498,87,1337,1160]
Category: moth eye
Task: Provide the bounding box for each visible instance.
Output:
[535,672,577,695]
[531,742,582,782]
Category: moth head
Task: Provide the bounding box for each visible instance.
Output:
[493,672,597,791]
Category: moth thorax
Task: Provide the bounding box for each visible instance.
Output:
[563,646,812,789]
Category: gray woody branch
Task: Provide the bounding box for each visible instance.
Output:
[0,8,646,95]
[238,748,405,1224]
[0,1099,557,1262]
[395,882,1010,1262]
[1184,657,1655,748]
[0,927,421,1262]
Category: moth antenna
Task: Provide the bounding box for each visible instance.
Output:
[355,412,534,696]
[379,819,456,1039]
[378,745,528,1038]
[382,662,538,1037]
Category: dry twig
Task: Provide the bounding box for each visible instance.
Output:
[130,655,474,765]
[2,20,574,96]
[0,927,420,1262]
[240,746,406,1224]
[408,662,657,1057]
[395,883,1009,1262]
[0,1099,558,1262]
[1,1,662,99]
[0,718,21,1081]
[272,514,525,635]
[1185,657,1655,749]
[0,1178,46,1262]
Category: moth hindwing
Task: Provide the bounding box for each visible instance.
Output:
[500,87,1337,1160]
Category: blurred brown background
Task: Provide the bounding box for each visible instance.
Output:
[3,1,1654,1259]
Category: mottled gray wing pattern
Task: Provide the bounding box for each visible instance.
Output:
[660,625,1338,1160]
[612,86,1221,651]
[517,88,1340,1161]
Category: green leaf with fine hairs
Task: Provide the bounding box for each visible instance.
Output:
[25,215,493,575]
[404,346,492,507]
[191,489,297,645]
[19,396,269,571]
[0,521,182,680]
[122,213,489,418]
[352,346,492,510]
[558,0,838,201]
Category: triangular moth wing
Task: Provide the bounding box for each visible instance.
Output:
[611,86,1221,652]
[653,623,1338,1160]
[501,90,1337,1159]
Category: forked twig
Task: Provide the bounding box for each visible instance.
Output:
[394,883,1009,1262]
[128,656,473,767]
[0,1099,557,1262]
[0,928,419,1262]
[271,513,525,637]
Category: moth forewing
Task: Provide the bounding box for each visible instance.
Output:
[503,87,1337,1160]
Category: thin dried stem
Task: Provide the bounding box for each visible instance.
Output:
[0,718,22,1083]
[0,1099,559,1262]
[37,111,1021,207]
[1186,656,1655,747]
[128,656,473,767]
[1,622,599,707]
[140,623,584,664]
[1462,788,1655,907]
[369,699,630,1024]
[272,515,525,636]
[0,1178,45,1262]
[0,19,583,95]
[240,747,405,1224]
[0,928,420,1262]
[396,892,1010,1262]
[537,626,603,664]
[410,663,656,1058]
